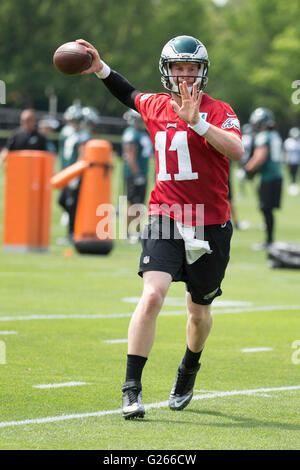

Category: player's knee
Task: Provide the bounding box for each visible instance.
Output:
[142,287,165,314]
[188,305,212,326]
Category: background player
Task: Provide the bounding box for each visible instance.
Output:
[57,104,91,241]
[122,108,153,243]
[245,107,283,250]
[283,127,300,196]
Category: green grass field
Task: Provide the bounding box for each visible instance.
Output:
[0,157,299,450]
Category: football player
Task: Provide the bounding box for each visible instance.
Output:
[283,127,300,196]
[245,107,283,250]
[122,109,153,243]
[58,104,90,241]
[77,36,244,419]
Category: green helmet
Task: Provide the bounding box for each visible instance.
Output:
[249,108,275,131]
[159,35,210,94]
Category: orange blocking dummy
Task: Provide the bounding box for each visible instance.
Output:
[3,150,55,252]
[51,139,114,255]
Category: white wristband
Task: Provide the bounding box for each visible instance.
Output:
[191,116,210,136]
[94,61,111,79]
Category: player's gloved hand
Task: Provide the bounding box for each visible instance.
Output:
[134,175,146,186]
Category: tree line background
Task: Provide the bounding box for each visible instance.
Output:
[1,0,300,134]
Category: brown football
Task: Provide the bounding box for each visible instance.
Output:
[53,42,92,75]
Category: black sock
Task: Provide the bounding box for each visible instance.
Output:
[262,209,274,245]
[181,346,202,369]
[125,354,147,382]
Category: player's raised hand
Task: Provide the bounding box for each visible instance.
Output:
[170,82,203,127]
[76,39,103,74]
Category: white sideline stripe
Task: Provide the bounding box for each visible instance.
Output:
[103,339,128,344]
[0,385,299,429]
[32,382,90,389]
[241,347,274,353]
[213,305,300,315]
[0,313,133,322]
[122,297,253,307]
[0,305,300,322]
[0,331,18,335]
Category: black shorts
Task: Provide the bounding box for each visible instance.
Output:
[138,215,233,305]
[125,177,147,204]
[259,178,282,211]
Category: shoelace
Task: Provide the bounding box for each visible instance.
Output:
[126,387,139,405]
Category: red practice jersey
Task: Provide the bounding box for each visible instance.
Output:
[135,92,241,226]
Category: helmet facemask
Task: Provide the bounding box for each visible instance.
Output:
[162,60,208,94]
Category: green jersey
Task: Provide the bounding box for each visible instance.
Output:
[58,125,90,169]
[122,127,153,177]
[254,130,283,182]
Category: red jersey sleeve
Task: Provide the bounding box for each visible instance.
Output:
[134,92,154,125]
[134,92,171,124]
[209,101,242,139]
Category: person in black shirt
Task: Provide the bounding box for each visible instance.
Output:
[0,108,47,165]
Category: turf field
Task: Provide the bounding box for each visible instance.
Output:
[0,156,299,450]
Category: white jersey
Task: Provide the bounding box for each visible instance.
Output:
[284,137,300,165]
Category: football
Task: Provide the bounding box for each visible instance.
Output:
[53,41,92,75]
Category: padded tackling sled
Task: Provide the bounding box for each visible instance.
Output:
[268,242,300,269]
[50,139,113,255]
[3,150,55,252]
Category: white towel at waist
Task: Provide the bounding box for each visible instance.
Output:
[176,222,212,265]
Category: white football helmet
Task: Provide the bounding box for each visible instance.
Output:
[159,35,210,94]
[249,108,275,131]
[81,106,101,125]
[123,109,145,129]
[63,104,83,122]
[288,127,300,139]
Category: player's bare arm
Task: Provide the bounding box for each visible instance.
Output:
[171,81,244,162]
[0,148,8,166]
[205,125,244,162]
[123,143,140,176]
[245,145,268,173]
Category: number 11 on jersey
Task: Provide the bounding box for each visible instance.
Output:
[155,131,199,182]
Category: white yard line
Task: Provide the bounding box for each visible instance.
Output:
[0,305,299,322]
[241,347,274,353]
[0,313,133,322]
[212,305,300,315]
[0,385,299,429]
[32,382,90,389]
[0,331,18,335]
[102,339,128,344]
[122,298,253,307]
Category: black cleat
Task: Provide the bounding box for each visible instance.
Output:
[169,362,201,411]
[122,380,145,420]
